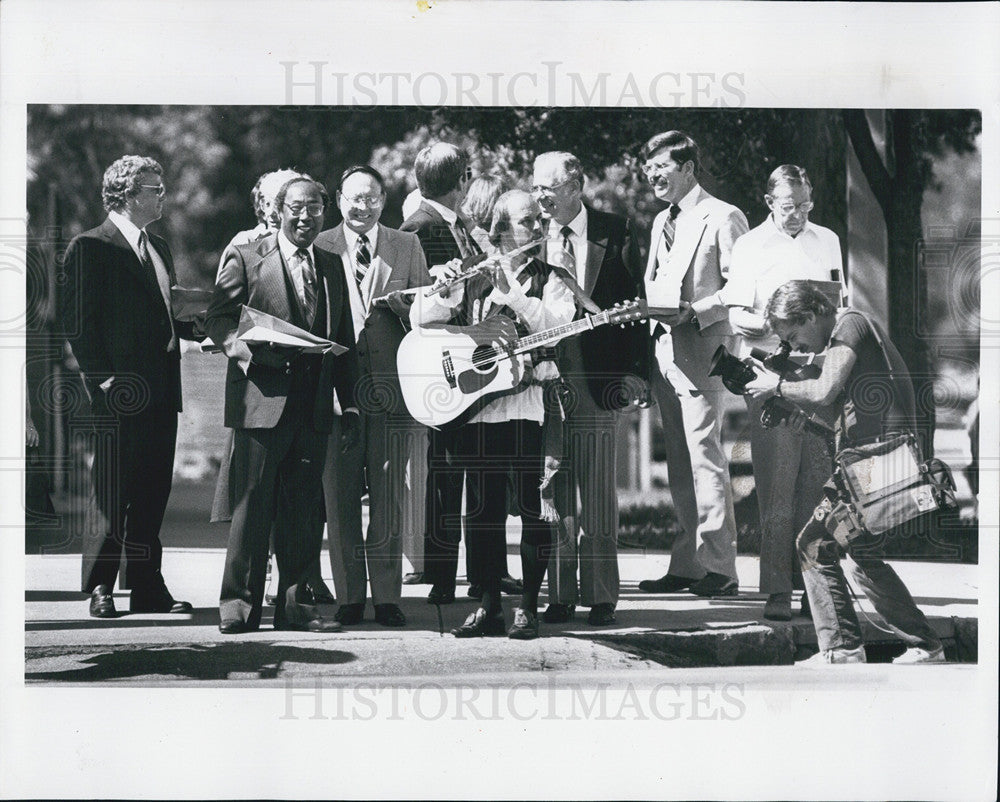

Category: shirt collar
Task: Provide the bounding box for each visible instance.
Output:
[421,197,457,225]
[277,229,315,263]
[108,210,144,251]
[676,183,701,213]
[547,204,587,238]
[344,223,379,254]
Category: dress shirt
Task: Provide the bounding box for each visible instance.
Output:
[108,211,176,350]
[726,216,844,352]
[277,229,317,312]
[545,205,588,288]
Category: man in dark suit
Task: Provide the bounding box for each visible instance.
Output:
[313,165,431,627]
[399,143,479,605]
[531,150,650,626]
[60,155,197,618]
[206,176,360,633]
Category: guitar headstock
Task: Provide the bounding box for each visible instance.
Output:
[605,298,646,327]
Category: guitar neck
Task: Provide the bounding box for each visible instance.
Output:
[512,310,613,354]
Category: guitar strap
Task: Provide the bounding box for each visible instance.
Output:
[550,264,601,315]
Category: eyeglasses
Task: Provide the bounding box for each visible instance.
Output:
[768,198,814,214]
[341,194,384,208]
[640,160,675,177]
[139,183,166,198]
[531,178,575,197]
[284,202,325,217]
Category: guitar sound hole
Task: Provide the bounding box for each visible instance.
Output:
[470,344,499,374]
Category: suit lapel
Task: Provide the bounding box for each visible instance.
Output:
[370,223,398,299]
[584,206,608,297]
[314,247,343,337]
[101,218,163,306]
[252,236,298,326]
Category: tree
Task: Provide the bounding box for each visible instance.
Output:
[843,109,981,450]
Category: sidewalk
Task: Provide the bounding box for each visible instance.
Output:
[24,537,979,683]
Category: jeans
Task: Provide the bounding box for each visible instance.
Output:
[797,495,943,652]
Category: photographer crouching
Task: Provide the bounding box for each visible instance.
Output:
[744,280,945,665]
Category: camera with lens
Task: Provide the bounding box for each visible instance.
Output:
[709,343,834,436]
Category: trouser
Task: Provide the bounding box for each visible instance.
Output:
[746,394,831,594]
[655,335,738,581]
[797,494,943,653]
[82,398,177,593]
[324,412,421,606]
[463,420,549,588]
[219,408,328,629]
[423,425,473,589]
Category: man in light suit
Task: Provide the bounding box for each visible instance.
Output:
[531,151,650,626]
[641,131,749,598]
[313,165,432,627]
[61,155,198,619]
[206,176,360,633]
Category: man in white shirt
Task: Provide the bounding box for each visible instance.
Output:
[726,164,845,621]
[60,155,198,619]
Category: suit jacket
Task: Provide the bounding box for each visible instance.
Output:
[548,205,649,410]
[60,217,196,413]
[313,222,431,416]
[645,187,749,391]
[399,200,466,267]
[205,233,358,431]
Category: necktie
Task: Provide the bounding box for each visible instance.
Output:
[649,203,681,281]
[560,225,576,276]
[355,233,371,287]
[139,230,177,351]
[452,217,478,259]
[294,248,317,322]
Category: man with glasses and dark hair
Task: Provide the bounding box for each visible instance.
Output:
[312,165,432,628]
[530,150,649,627]
[639,130,749,600]
[206,176,360,633]
[724,164,846,621]
[60,155,199,619]
[401,143,480,606]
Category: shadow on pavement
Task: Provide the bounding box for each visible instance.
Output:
[26,642,356,682]
[26,607,221,631]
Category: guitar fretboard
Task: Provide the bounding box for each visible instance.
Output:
[512,310,611,354]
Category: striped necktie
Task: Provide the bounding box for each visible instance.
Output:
[560,225,576,276]
[355,233,371,287]
[649,203,680,281]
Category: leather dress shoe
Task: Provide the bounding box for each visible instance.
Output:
[542,603,575,623]
[690,572,739,598]
[638,573,698,593]
[427,586,456,605]
[402,572,426,585]
[500,575,524,595]
[507,608,539,640]
[451,608,506,638]
[374,603,407,627]
[763,592,792,622]
[467,583,483,600]
[130,587,193,614]
[587,603,617,626]
[275,611,343,633]
[219,619,258,634]
[89,585,117,618]
[308,583,337,605]
[334,603,365,625]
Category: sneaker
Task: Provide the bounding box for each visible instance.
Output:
[507,608,539,640]
[796,645,867,665]
[893,645,945,664]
